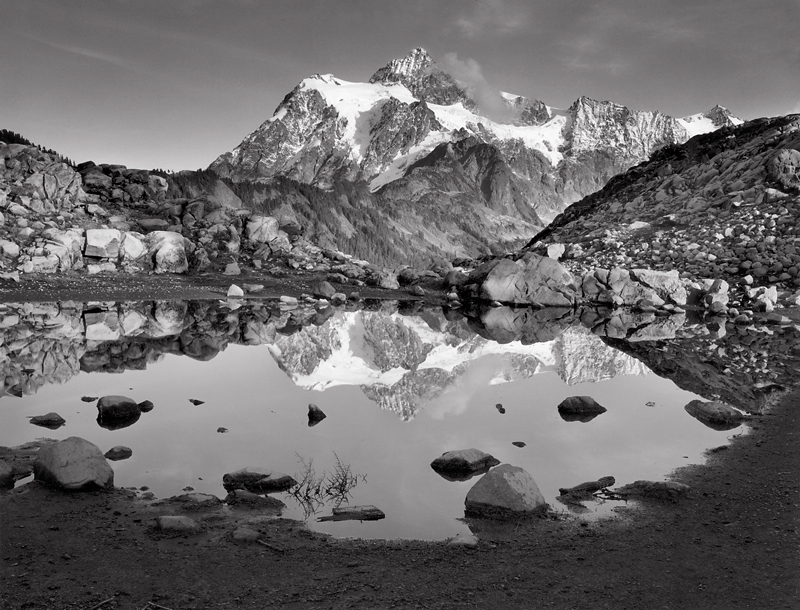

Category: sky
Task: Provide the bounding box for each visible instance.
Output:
[2,0,798,172]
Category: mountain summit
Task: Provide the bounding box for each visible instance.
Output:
[208,48,742,264]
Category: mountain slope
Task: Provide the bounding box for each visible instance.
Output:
[209,48,740,266]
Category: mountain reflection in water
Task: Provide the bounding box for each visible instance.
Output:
[1,299,795,540]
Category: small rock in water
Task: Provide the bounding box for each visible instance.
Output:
[137,400,155,412]
[81,396,98,403]
[104,446,133,461]
[217,427,228,433]
[189,399,205,406]
[29,412,66,429]
[512,441,526,448]
[308,403,327,427]
[495,403,506,414]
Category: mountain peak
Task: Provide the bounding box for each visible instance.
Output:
[369,48,433,83]
[703,104,737,127]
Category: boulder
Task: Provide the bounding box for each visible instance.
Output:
[146,231,188,274]
[245,215,280,244]
[85,229,121,259]
[222,467,297,493]
[464,464,547,519]
[467,253,578,306]
[430,449,500,481]
[96,395,141,430]
[684,400,746,430]
[312,281,337,299]
[557,396,607,422]
[227,284,244,298]
[120,232,147,264]
[629,269,687,305]
[223,261,241,276]
[766,148,800,192]
[224,489,286,513]
[104,446,133,461]
[29,412,66,429]
[33,437,114,490]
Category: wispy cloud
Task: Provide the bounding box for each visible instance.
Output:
[440,52,516,122]
[23,34,157,76]
[453,0,531,38]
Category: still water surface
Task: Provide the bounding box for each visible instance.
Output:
[0,301,744,540]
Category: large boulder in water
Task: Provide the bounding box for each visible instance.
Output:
[465,464,548,519]
[464,252,578,306]
[33,437,114,490]
[684,400,746,430]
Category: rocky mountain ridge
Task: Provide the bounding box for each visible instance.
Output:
[207,47,740,264]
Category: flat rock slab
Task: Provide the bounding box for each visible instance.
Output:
[156,515,201,534]
[223,467,297,493]
[559,476,615,497]
[465,464,547,519]
[33,437,114,491]
[614,480,690,502]
[685,400,746,430]
[317,505,385,522]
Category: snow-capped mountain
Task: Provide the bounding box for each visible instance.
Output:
[208,48,741,264]
[268,310,650,420]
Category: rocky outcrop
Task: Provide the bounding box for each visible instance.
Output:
[464,464,548,519]
[33,437,114,490]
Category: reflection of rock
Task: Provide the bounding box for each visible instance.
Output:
[554,326,650,385]
[317,505,385,522]
[684,400,746,430]
[29,412,66,429]
[430,449,500,481]
[614,480,690,502]
[557,396,607,422]
[307,403,327,427]
[467,306,577,344]
[222,467,297,493]
[33,437,114,490]
[464,464,548,519]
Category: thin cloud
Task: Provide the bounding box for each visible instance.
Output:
[23,34,156,76]
[454,0,530,38]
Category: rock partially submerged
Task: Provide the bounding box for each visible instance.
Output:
[557,396,607,422]
[104,446,133,461]
[96,395,141,430]
[558,476,616,497]
[614,480,690,502]
[29,412,66,429]
[33,436,114,491]
[685,400,746,430]
[222,467,297,493]
[317,505,385,522]
[307,403,327,427]
[465,464,548,519]
[430,449,500,481]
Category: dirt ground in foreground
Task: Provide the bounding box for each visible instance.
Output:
[1,384,797,610]
[0,275,799,609]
